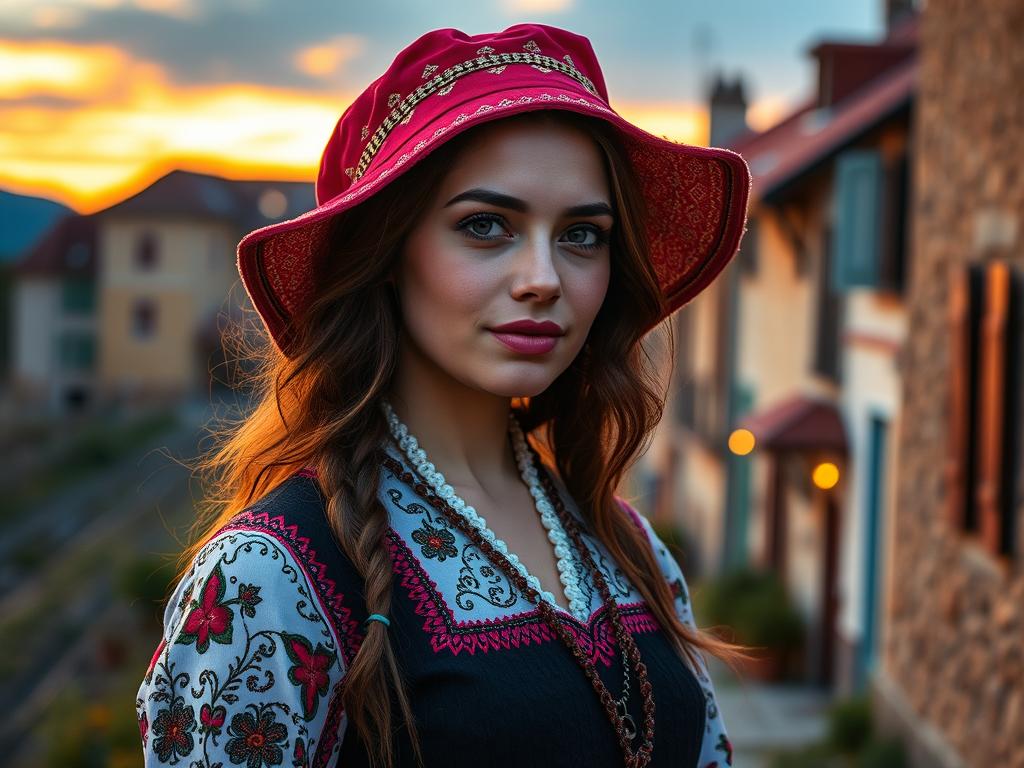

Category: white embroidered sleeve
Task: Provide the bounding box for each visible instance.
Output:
[135,529,348,767]
[621,501,734,768]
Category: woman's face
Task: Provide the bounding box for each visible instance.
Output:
[394,117,613,399]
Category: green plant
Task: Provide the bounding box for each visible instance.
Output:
[766,742,835,768]
[858,736,906,768]
[826,693,873,754]
[700,566,804,650]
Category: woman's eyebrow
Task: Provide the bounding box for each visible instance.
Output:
[443,187,613,218]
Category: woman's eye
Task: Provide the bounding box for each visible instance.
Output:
[457,213,511,242]
[456,213,610,251]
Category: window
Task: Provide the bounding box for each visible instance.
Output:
[812,225,844,382]
[61,278,95,315]
[946,260,1022,561]
[831,149,883,292]
[830,146,912,296]
[57,331,95,371]
[135,232,158,270]
[132,299,157,339]
[878,150,910,295]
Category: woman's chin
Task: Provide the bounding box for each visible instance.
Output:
[477,367,562,399]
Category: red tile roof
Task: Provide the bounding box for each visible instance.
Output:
[14,213,97,276]
[729,14,919,201]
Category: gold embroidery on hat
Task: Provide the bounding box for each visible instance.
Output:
[387,91,402,108]
[344,167,356,180]
[476,45,495,55]
[523,40,541,53]
[422,63,438,79]
[360,125,369,140]
[399,106,416,125]
[354,52,600,182]
[342,92,610,201]
[487,65,507,74]
[563,54,575,67]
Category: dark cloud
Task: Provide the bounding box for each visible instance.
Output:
[1,1,881,106]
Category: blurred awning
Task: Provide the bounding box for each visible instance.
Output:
[738,393,848,453]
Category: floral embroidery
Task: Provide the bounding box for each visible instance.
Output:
[715,732,734,765]
[421,63,438,78]
[238,582,263,618]
[137,521,351,768]
[225,706,289,767]
[283,632,336,721]
[178,561,234,653]
[151,697,196,762]
[199,702,227,734]
[411,521,458,561]
[523,39,541,53]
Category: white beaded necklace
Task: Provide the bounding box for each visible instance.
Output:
[380,398,591,621]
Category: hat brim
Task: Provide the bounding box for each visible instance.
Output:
[237,83,750,357]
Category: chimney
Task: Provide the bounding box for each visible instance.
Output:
[708,72,749,147]
[885,0,916,30]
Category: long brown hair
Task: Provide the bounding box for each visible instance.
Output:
[182,109,754,768]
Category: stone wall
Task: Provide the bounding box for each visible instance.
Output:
[878,1,1024,766]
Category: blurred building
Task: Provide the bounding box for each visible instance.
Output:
[873,0,1024,765]
[634,4,920,697]
[7,171,313,413]
[10,214,99,412]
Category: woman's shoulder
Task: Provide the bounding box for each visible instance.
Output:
[136,508,354,766]
[612,494,698,626]
[207,469,369,652]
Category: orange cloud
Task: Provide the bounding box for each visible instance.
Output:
[294,35,367,79]
[615,102,708,147]
[0,38,715,213]
[0,39,351,211]
[0,39,133,99]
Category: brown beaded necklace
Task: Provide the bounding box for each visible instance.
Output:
[379,443,657,768]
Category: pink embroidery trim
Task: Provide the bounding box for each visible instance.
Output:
[386,530,659,666]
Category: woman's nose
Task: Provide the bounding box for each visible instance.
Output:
[510,235,561,301]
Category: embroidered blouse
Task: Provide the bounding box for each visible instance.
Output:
[136,440,733,767]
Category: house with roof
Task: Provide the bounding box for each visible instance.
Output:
[630,3,919,697]
[730,12,915,694]
[8,171,313,412]
[9,214,99,412]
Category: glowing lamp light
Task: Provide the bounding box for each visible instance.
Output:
[728,428,755,456]
[812,462,840,490]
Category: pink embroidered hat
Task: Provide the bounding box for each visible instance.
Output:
[236,23,751,357]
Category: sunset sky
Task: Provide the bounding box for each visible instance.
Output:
[0,0,881,213]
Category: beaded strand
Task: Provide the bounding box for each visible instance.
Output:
[378,437,657,767]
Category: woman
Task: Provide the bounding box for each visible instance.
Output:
[136,23,752,768]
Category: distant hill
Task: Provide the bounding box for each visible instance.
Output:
[0,190,73,264]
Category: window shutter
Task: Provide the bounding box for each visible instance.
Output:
[831,149,882,292]
[976,261,1014,558]
[879,151,909,295]
[945,264,982,531]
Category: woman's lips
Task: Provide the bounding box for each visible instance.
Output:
[490,331,559,355]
